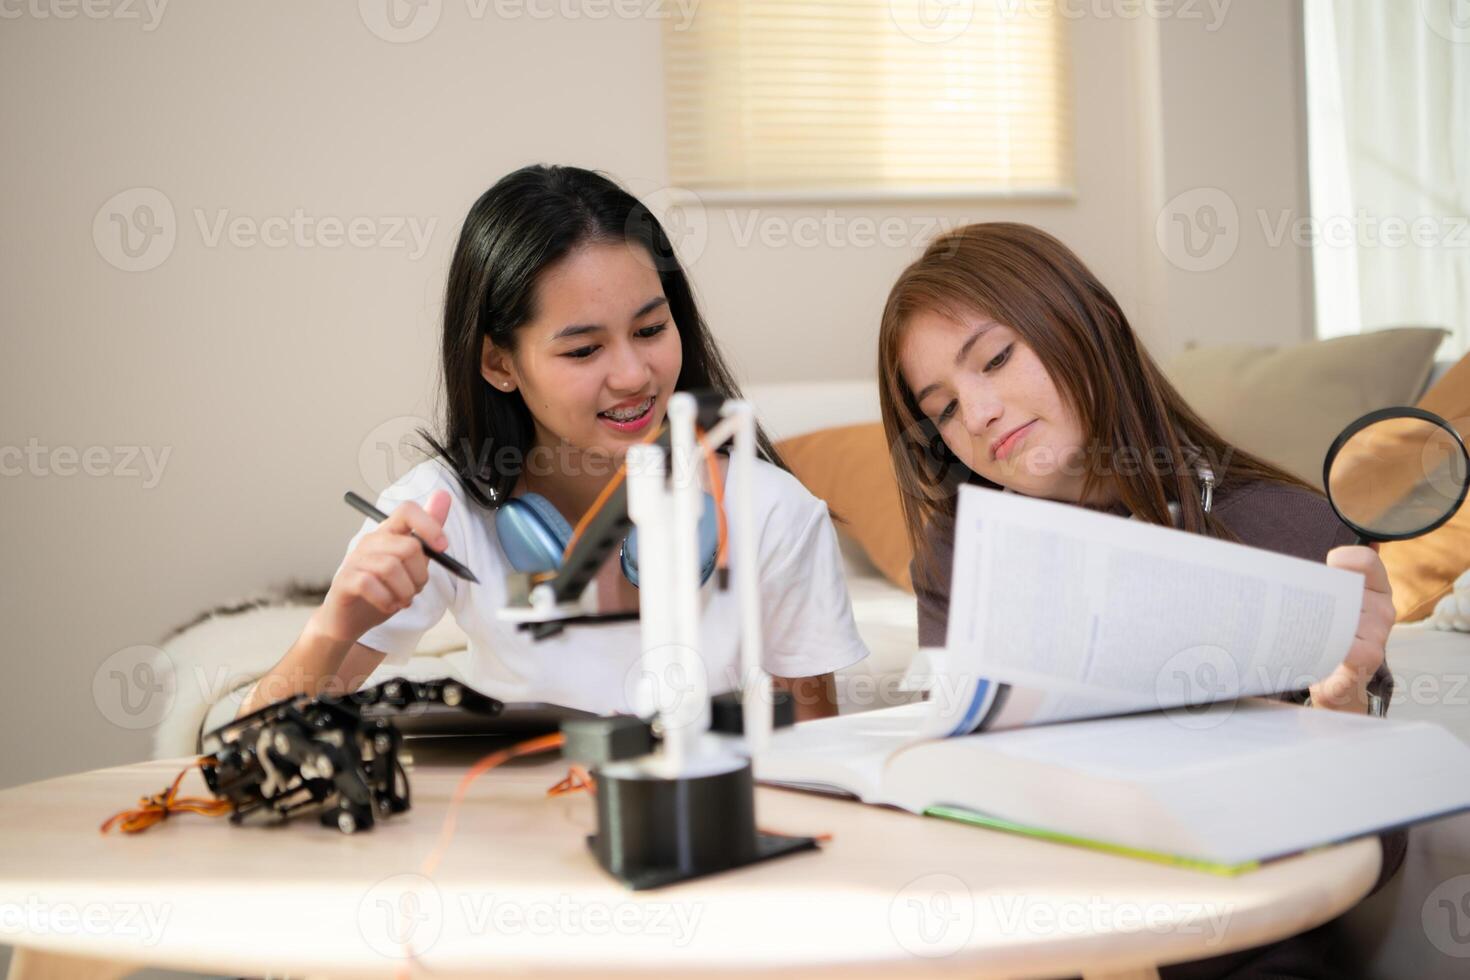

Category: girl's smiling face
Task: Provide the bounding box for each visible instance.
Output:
[898,306,1091,502]
[481,240,683,466]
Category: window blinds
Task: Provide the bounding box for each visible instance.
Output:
[664,0,1074,198]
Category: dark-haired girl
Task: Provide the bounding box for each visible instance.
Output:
[241,165,868,719]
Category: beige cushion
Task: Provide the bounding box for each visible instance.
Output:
[1166,328,1446,488]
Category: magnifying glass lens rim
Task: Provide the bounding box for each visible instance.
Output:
[1322,406,1470,543]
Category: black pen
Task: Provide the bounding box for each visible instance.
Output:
[343,491,480,585]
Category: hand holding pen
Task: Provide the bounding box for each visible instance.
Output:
[343,491,479,583]
[309,490,478,645]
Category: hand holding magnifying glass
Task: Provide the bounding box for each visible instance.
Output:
[1315,408,1470,715]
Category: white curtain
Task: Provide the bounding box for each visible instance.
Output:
[1304,0,1469,357]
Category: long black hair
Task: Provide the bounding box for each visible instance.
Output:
[419,164,782,510]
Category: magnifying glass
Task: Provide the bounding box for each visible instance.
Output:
[1323,406,1470,545]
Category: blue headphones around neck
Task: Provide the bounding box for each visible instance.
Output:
[494,492,721,587]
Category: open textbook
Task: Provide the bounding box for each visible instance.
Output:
[755,485,1470,871]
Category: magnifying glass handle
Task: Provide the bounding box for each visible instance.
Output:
[1354,533,1371,547]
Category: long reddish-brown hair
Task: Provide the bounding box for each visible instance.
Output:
[878,222,1315,580]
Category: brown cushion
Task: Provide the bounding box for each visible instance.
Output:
[776,423,913,592]
[1166,328,1446,488]
[1379,351,1470,621]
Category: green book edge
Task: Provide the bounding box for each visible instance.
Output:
[923,804,1262,877]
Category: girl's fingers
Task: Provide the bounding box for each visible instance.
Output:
[424,489,452,529]
[1313,660,1371,710]
[402,548,430,590]
[366,530,417,559]
[364,553,416,605]
[1313,666,1349,704]
[389,548,429,592]
[1341,634,1384,680]
[389,534,431,589]
[354,572,400,616]
[1356,592,1396,648]
[380,498,450,552]
[1326,545,1392,595]
[374,533,432,588]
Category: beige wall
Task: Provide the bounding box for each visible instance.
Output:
[1154,0,1316,350]
[0,1,1311,790]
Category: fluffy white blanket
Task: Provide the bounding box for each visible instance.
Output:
[150,597,470,759]
[1428,569,1470,632]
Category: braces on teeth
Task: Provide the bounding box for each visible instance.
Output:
[602,398,652,422]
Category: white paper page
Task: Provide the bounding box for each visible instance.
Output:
[979,682,1147,731]
[977,699,1326,778]
[945,486,1363,726]
[754,701,931,800]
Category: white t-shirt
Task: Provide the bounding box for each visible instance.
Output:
[339,453,870,714]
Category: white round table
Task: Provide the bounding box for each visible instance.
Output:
[0,738,1380,979]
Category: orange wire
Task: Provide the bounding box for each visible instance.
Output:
[99,757,232,834]
[562,420,729,573]
[543,764,829,843]
[562,466,627,561]
[765,828,834,843]
[562,423,664,560]
[546,764,596,797]
[392,732,567,979]
[418,732,565,878]
[695,427,729,569]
